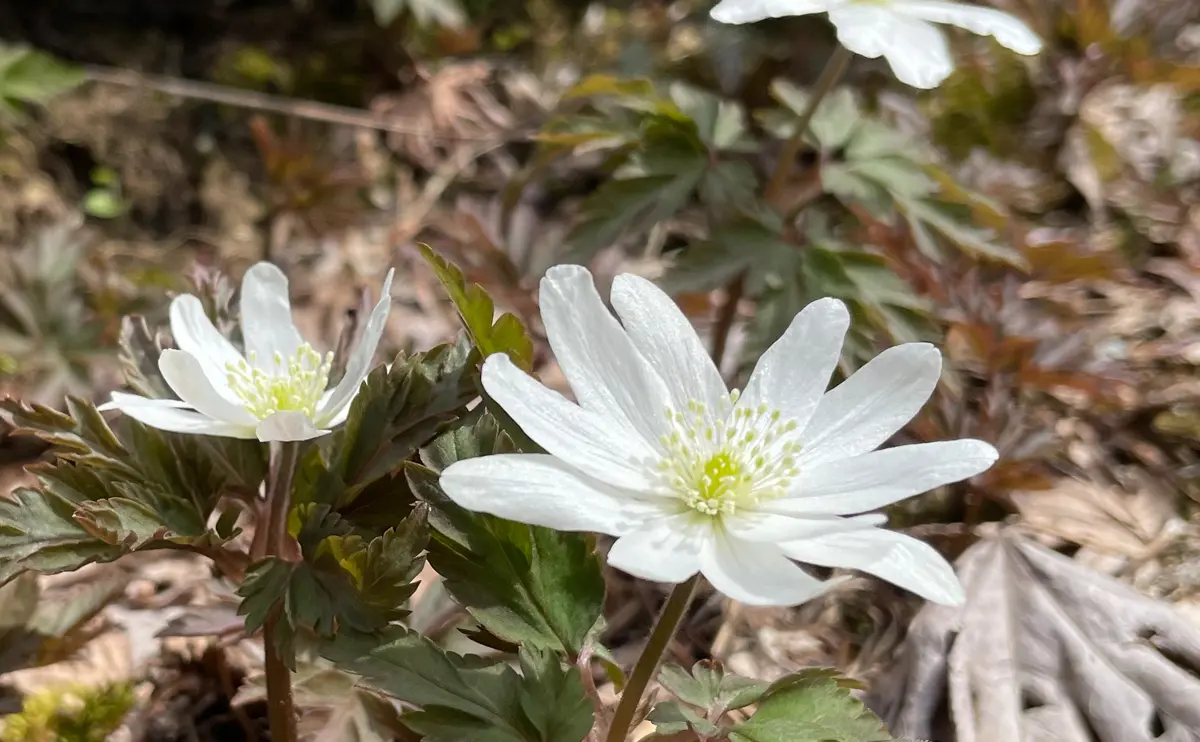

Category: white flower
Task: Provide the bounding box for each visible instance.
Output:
[438,266,997,607]
[709,0,1042,89]
[101,262,394,443]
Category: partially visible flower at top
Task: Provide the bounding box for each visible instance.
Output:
[101,262,394,443]
[709,0,1042,89]
[438,266,998,607]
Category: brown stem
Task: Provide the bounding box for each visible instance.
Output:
[262,441,301,742]
[264,611,298,742]
[265,442,302,564]
[710,273,745,376]
[764,45,854,205]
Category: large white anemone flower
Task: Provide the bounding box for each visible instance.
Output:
[439,266,997,606]
[101,262,394,443]
[709,0,1042,89]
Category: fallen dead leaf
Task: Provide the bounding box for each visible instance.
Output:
[869,533,1200,742]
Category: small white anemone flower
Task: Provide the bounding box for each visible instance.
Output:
[709,0,1042,89]
[101,262,394,443]
[439,266,998,606]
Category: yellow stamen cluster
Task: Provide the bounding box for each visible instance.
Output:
[656,390,801,517]
[225,343,333,421]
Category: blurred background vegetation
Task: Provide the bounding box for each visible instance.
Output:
[0,0,1197,739]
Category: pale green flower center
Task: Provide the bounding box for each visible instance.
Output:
[225,343,333,420]
[657,390,801,517]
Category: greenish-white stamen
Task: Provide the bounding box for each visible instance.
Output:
[656,390,801,517]
[225,343,333,420]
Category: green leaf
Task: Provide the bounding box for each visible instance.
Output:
[699,161,758,213]
[728,669,891,742]
[659,660,769,713]
[517,646,595,742]
[0,45,85,115]
[848,159,937,200]
[320,504,430,621]
[659,216,799,297]
[116,315,172,400]
[565,168,705,262]
[406,413,605,657]
[295,340,477,511]
[647,702,722,737]
[239,505,430,666]
[657,240,752,295]
[898,198,1029,269]
[325,629,594,742]
[0,485,122,585]
[820,165,888,214]
[0,398,262,583]
[844,120,916,161]
[324,628,534,742]
[770,81,860,151]
[418,245,535,372]
[668,83,748,150]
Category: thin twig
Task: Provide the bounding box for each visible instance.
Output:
[82,64,534,143]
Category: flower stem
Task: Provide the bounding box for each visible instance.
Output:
[605,575,700,742]
[263,441,301,742]
[264,612,298,742]
[764,45,854,204]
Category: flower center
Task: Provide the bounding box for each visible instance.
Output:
[225,343,333,420]
[656,391,801,517]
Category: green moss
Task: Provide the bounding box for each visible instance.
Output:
[928,41,1038,161]
[1,683,134,742]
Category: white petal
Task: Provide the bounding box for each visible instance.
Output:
[159,349,258,425]
[240,262,305,371]
[169,294,245,395]
[767,440,999,516]
[700,532,837,606]
[606,515,707,583]
[896,1,1042,55]
[100,391,192,412]
[255,410,329,442]
[317,270,394,423]
[800,342,941,467]
[539,265,672,450]
[737,297,849,434]
[481,354,658,491]
[107,398,255,438]
[609,274,726,420]
[724,511,885,543]
[780,527,964,604]
[438,454,662,536]
[829,6,953,89]
[709,0,837,25]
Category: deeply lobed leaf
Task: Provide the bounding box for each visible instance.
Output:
[407,412,606,658]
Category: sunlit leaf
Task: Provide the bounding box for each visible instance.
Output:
[0,45,85,116]
[728,669,889,742]
[418,245,534,372]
